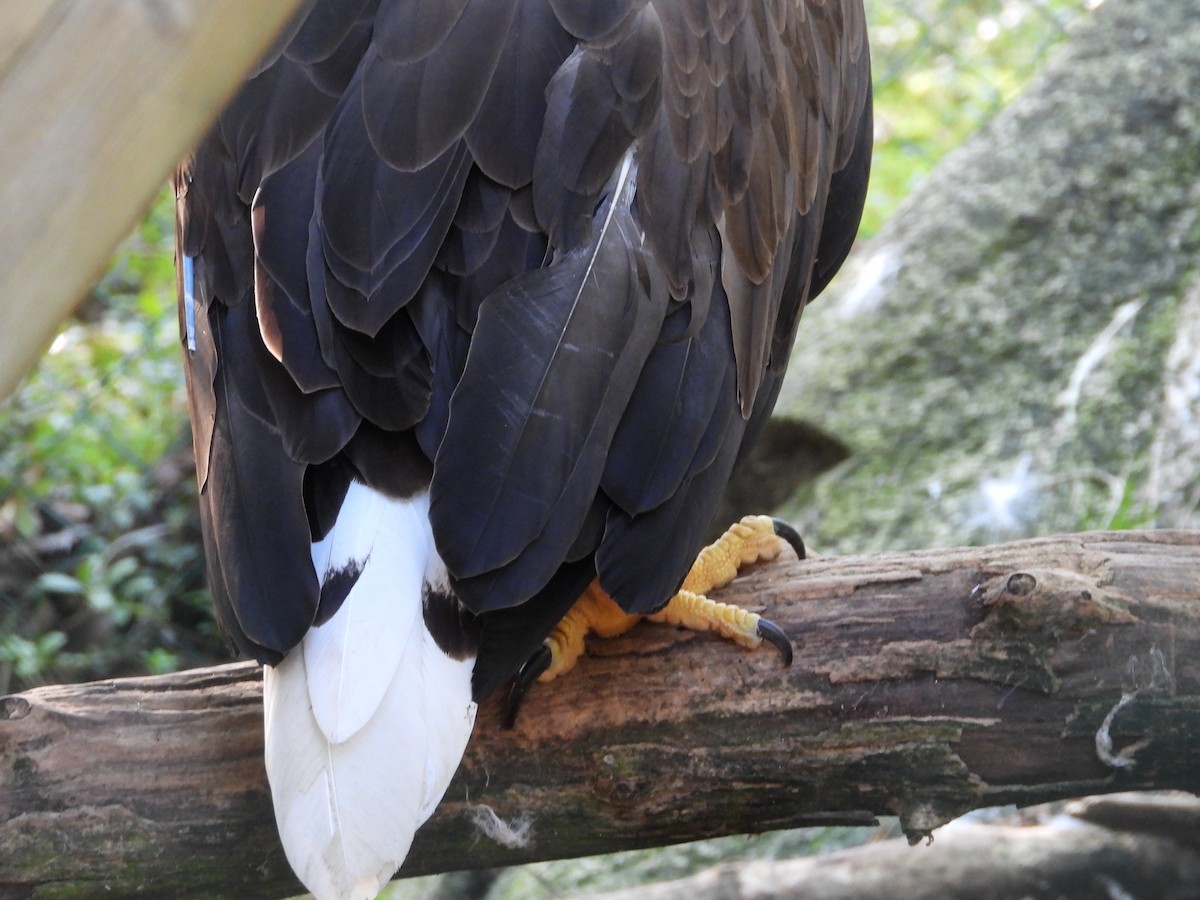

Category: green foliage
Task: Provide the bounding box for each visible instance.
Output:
[866,0,1099,235]
[0,632,68,683]
[0,191,221,693]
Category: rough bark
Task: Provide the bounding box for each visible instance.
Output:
[2,530,1198,899]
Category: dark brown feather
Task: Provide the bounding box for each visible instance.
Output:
[363,0,519,172]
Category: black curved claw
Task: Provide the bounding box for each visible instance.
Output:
[756,617,794,667]
[770,517,806,560]
[504,643,553,729]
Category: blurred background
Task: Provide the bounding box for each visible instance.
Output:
[0,0,1136,896]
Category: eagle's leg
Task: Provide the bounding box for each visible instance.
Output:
[540,580,644,680]
[507,517,800,724]
[504,582,639,725]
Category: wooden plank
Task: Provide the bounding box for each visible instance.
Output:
[0,3,53,75]
[0,0,307,401]
[2,530,1198,898]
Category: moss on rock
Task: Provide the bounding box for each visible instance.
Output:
[775,0,1200,553]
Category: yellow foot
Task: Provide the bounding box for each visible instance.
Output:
[504,517,802,725]
[681,515,803,596]
[648,515,801,661]
[646,589,781,654]
[540,581,640,682]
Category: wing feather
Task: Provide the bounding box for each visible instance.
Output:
[601,281,735,516]
[202,299,319,658]
[465,2,575,189]
[645,0,871,413]
[283,0,375,66]
[431,156,668,606]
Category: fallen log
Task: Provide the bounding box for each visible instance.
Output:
[2,530,1198,899]
[575,793,1200,900]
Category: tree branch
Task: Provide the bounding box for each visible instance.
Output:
[2,531,1198,899]
[577,793,1200,900]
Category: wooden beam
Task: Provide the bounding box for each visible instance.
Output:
[2,530,1199,898]
[0,0,307,401]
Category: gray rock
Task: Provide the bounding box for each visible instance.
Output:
[773,0,1200,552]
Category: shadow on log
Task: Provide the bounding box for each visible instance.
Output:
[2,530,1199,899]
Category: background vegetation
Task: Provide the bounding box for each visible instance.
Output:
[0,0,1099,764]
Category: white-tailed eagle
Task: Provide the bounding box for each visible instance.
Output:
[174,1,871,897]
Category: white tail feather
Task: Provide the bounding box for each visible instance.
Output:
[263,485,477,900]
[306,488,430,742]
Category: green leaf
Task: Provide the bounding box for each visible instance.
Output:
[37,572,84,595]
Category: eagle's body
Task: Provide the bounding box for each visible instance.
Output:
[175,1,871,897]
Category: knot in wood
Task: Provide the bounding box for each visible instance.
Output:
[0,696,31,720]
[1006,572,1037,595]
[973,567,1138,639]
[594,769,652,810]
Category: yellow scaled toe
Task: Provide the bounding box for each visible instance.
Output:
[649,515,796,662]
[645,588,765,650]
[681,515,788,596]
